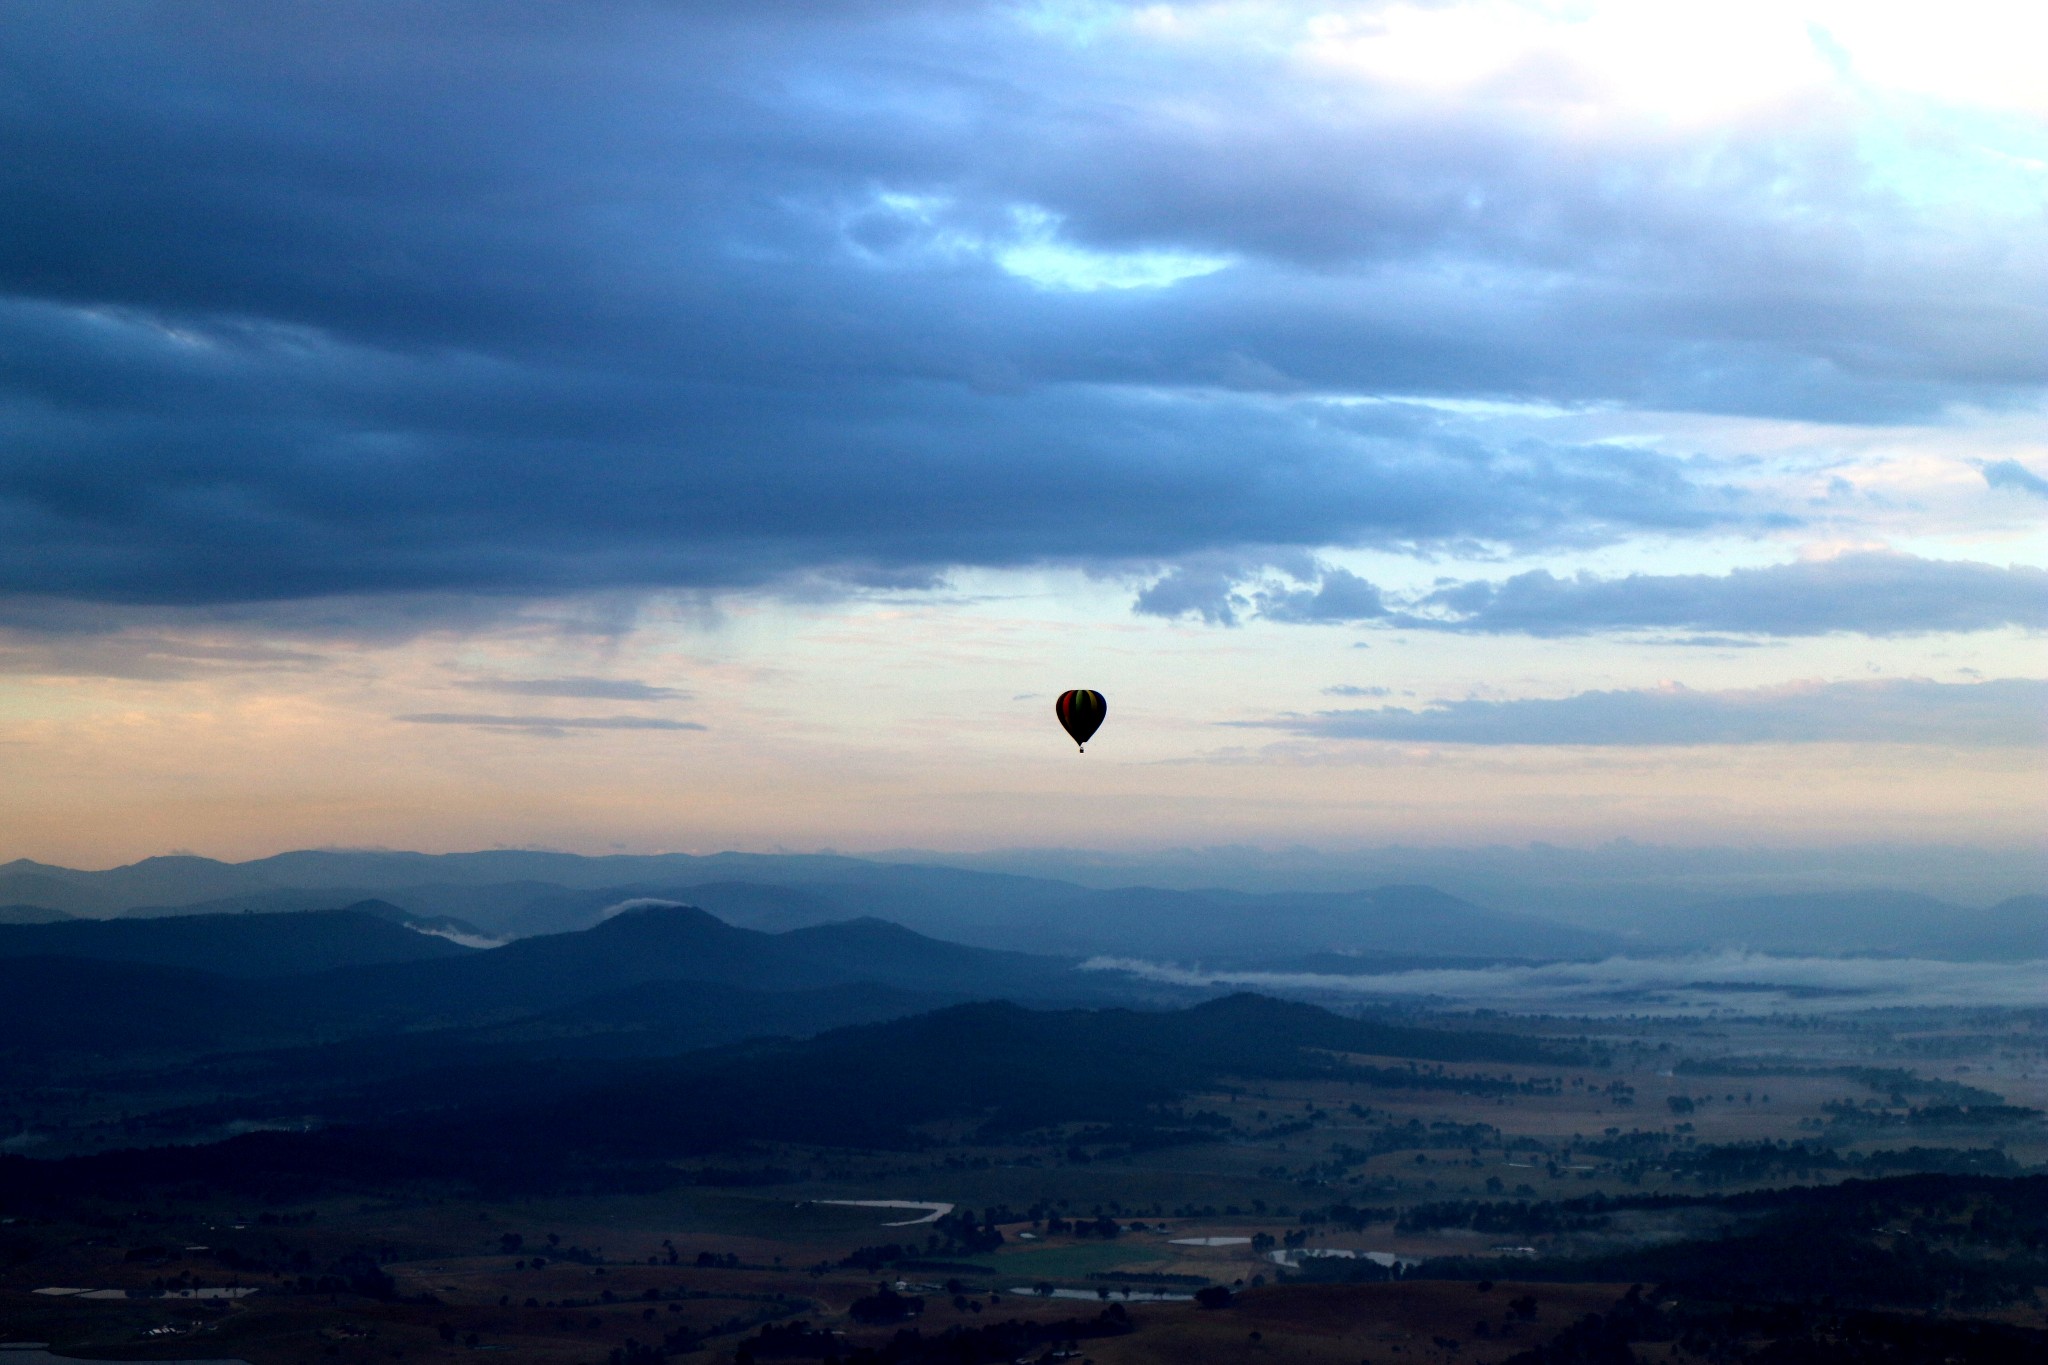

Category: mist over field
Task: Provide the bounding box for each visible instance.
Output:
[1087,950,2048,1016]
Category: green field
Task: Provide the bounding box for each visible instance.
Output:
[990,1239,1173,1280]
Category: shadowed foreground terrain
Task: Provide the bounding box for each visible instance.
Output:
[2,897,2044,1364]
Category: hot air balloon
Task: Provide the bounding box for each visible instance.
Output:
[1055,689,1107,752]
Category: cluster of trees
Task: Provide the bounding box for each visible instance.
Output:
[1394,1200,1610,1236]
[1682,1063,2008,1109]
[195,1240,398,1299]
[838,1245,918,1272]
[1278,1175,2048,1311]
[1655,1138,2022,1185]
[1298,1202,1396,1231]
[1422,1177,2048,1312]
[1496,1285,2048,1364]
[837,1209,1010,1274]
[847,1288,924,1325]
[929,1208,1005,1254]
[1041,1214,1121,1239]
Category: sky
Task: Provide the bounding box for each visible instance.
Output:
[0,0,2043,868]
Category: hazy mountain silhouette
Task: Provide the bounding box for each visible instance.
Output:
[0,855,275,914]
[384,872,1620,960]
[1677,891,2047,960]
[0,904,1104,1072]
[0,850,1629,961]
[8,847,2031,962]
[0,902,72,924]
[280,904,1085,1029]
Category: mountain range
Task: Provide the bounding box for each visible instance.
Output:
[0,848,2035,961]
[1676,891,2046,961]
[0,850,1620,961]
[0,901,1103,1065]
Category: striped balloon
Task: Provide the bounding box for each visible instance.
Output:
[1055,689,1107,751]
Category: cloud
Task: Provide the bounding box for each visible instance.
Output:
[453,676,687,701]
[394,713,705,737]
[1982,459,2048,499]
[1251,677,2048,746]
[0,301,1737,618]
[0,3,2037,623]
[1135,556,1390,626]
[1323,684,1390,697]
[1131,558,1265,627]
[1401,553,2048,637]
[1143,552,2047,637]
[1257,567,1389,623]
[0,633,327,679]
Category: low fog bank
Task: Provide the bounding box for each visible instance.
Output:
[1085,951,2048,1017]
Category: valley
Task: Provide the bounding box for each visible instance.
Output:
[1,855,2044,1363]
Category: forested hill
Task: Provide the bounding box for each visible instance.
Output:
[0,992,1579,1199]
[0,903,1098,1062]
[0,906,470,976]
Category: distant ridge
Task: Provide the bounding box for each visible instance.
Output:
[9,846,2030,962]
[0,902,1103,1067]
[1678,891,2048,961]
[117,891,498,945]
[286,903,1083,1024]
[0,902,72,925]
[0,849,1621,960]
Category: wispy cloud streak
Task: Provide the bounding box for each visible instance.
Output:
[452,677,688,701]
[395,713,704,737]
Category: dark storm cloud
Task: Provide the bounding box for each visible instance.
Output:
[0,2,2038,619]
[453,677,687,701]
[1403,554,2048,637]
[1253,678,2047,747]
[0,300,1732,611]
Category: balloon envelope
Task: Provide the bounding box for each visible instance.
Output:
[1055,689,1107,750]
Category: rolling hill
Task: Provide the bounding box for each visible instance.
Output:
[0,904,1110,1071]
[278,904,1091,1027]
[0,906,473,976]
[0,992,1582,1194]
[0,902,71,925]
